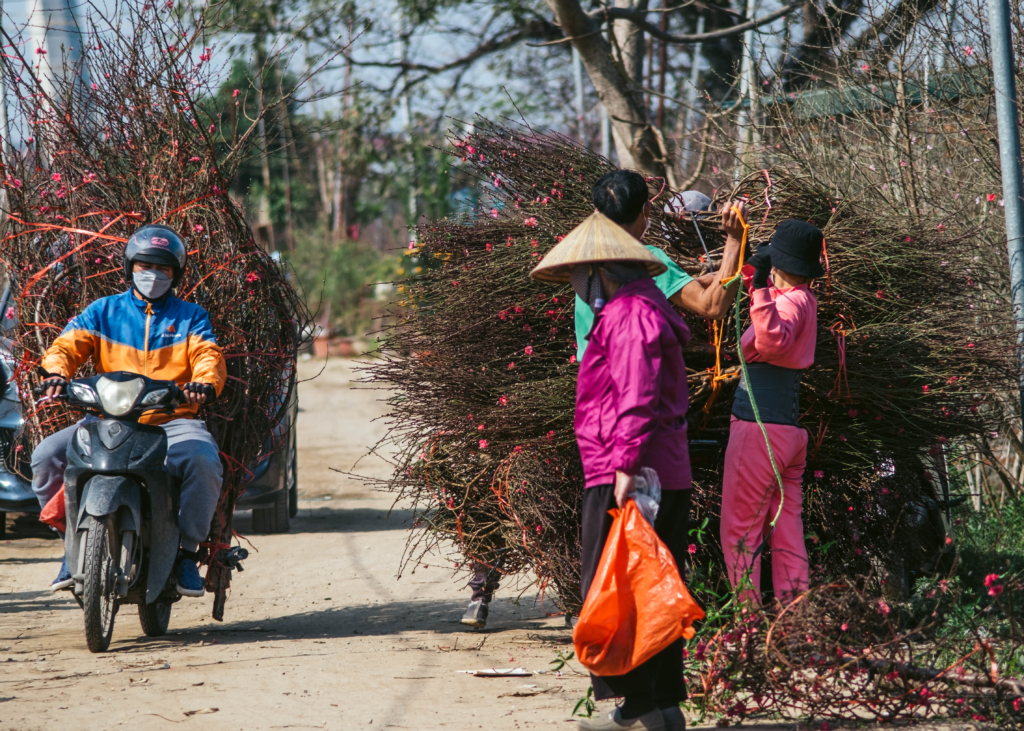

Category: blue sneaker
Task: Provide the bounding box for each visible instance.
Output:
[51,556,74,592]
[174,556,205,598]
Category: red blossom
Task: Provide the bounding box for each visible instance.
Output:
[498,395,508,406]
[524,346,534,355]
[478,439,488,450]
[524,217,537,227]
[987,193,997,202]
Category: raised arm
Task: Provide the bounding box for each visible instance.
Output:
[669,201,747,319]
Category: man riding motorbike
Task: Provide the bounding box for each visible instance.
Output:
[31,224,227,598]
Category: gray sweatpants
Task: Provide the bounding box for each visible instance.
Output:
[31,418,223,553]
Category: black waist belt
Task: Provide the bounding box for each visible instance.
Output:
[731,362,803,427]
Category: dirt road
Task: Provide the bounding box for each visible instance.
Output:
[0,360,982,731]
[1,359,593,731]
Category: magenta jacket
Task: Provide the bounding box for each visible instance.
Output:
[575,278,693,490]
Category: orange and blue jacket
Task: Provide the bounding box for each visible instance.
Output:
[41,289,227,425]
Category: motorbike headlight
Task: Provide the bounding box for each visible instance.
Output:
[95,376,145,416]
[69,382,98,403]
[76,427,91,456]
[140,388,169,406]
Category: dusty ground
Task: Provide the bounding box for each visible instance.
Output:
[0,360,989,730]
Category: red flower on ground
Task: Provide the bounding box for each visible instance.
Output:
[478,440,488,449]
[987,193,997,202]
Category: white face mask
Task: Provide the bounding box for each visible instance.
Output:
[133,270,172,300]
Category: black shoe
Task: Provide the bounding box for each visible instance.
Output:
[461,599,488,628]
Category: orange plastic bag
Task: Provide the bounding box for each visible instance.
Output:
[40,484,66,533]
[573,500,705,676]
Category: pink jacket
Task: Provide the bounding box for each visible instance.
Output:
[738,273,817,369]
[575,278,693,490]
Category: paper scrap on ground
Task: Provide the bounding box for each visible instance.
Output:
[458,668,532,677]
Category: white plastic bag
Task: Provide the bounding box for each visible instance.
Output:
[631,467,662,525]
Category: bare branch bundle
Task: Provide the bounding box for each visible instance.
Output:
[366,115,1014,620]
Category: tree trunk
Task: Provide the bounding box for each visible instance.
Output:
[546,0,667,178]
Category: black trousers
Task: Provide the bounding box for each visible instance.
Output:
[580,485,692,703]
[469,563,500,603]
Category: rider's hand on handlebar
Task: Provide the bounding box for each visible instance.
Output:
[41,375,67,399]
[181,382,216,405]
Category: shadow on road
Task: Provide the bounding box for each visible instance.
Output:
[234,507,416,536]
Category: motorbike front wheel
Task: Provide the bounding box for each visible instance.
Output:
[138,601,172,637]
[82,516,119,652]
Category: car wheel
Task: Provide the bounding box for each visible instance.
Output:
[252,486,290,534]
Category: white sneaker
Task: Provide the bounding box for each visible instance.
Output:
[577,708,665,731]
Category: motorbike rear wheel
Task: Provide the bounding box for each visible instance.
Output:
[82,516,119,653]
[138,601,172,637]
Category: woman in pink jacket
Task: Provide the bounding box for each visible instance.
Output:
[721,219,824,607]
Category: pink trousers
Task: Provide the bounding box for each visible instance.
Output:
[721,416,809,605]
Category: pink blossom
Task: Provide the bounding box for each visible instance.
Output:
[922,385,930,392]
[569,355,577,365]
[988,193,997,202]
[245,272,258,283]
[876,290,885,299]
[814,470,824,478]
[498,395,508,406]
[524,346,534,355]
[546,430,555,441]
[860,64,869,71]
[91,83,97,90]
[939,579,950,592]
[478,440,488,450]
[35,47,46,55]
[477,424,485,431]
[51,173,61,182]
[687,544,696,555]
[194,224,204,233]
[190,156,200,162]
[964,45,974,56]
[936,223,946,232]
[490,209,498,218]
[508,362,515,369]
[485,242,492,252]
[524,217,537,227]
[513,445,523,454]
[877,599,891,615]
[4,307,14,320]
[232,89,240,97]
[531,239,538,247]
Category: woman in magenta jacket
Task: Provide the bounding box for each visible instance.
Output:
[532,172,747,731]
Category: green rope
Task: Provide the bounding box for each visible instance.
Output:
[734,280,786,531]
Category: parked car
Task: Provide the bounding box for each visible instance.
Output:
[0,287,38,538]
[234,387,298,534]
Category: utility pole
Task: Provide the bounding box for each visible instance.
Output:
[572,47,586,145]
[988,0,1024,420]
[735,0,759,177]
[396,14,416,242]
[0,0,9,235]
[681,15,705,172]
[29,0,85,103]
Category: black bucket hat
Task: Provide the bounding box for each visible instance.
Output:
[762,219,825,278]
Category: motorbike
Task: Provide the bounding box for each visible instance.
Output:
[39,372,195,652]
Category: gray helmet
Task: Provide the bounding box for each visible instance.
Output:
[122,224,187,287]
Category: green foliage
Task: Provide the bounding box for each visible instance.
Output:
[572,687,595,718]
[287,229,398,337]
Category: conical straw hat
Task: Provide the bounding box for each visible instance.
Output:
[530,211,667,283]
